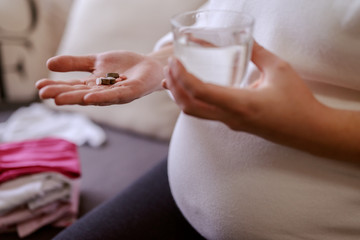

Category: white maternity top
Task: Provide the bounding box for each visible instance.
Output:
[166,0,360,239]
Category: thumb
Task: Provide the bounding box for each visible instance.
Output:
[47,55,96,72]
[251,40,280,72]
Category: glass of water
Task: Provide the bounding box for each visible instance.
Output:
[171,10,254,87]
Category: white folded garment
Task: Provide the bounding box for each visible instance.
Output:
[27,187,70,210]
[0,103,106,147]
[0,172,71,215]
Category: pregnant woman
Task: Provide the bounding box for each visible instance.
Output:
[37,0,360,239]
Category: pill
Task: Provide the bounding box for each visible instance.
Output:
[96,77,116,85]
[106,73,120,78]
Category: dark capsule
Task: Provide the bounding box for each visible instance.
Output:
[96,77,116,85]
[106,73,120,78]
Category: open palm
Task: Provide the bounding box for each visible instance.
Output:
[36,50,165,105]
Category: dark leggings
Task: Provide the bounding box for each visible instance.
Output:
[53,158,205,240]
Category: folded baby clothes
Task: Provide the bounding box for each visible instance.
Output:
[0,177,80,238]
[0,138,80,183]
[0,201,60,228]
[0,103,106,147]
[52,179,80,227]
[0,172,72,215]
[27,187,70,210]
[0,136,82,237]
[17,203,71,238]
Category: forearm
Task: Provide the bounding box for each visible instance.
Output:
[266,104,360,164]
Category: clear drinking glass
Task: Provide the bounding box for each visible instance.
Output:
[171,10,254,87]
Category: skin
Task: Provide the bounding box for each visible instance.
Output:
[163,42,360,164]
[36,42,360,164]
[36,45,173,105]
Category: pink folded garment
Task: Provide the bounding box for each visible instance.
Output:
[17,203,71,238]
[0,138,81,183]
[52,179,80,227]
[0,202,60,228]
[0,179,80,238]
[17,180,80,238]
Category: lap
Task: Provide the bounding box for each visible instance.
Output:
[53,158,204,240]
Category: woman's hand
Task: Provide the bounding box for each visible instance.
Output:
[163,41,360,162]
[163,41,320,136]
[36,47,172,105]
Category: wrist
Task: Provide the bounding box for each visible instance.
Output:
[147,44,174,67]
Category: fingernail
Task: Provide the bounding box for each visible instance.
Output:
[161,79,168,89]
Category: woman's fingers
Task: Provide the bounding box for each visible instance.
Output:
[164,63,226,120]
[41,83,136,105]
[55,89,96,105]
[83,86,136,104]
[47,55,96,72]
[36,78,87,89]
[39,84,91,99]
[168,57,252,113]
[251,40,281,72]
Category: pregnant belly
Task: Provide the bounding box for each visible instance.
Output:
[168,113,360,240]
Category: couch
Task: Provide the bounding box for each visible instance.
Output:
[0,0,205,239]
